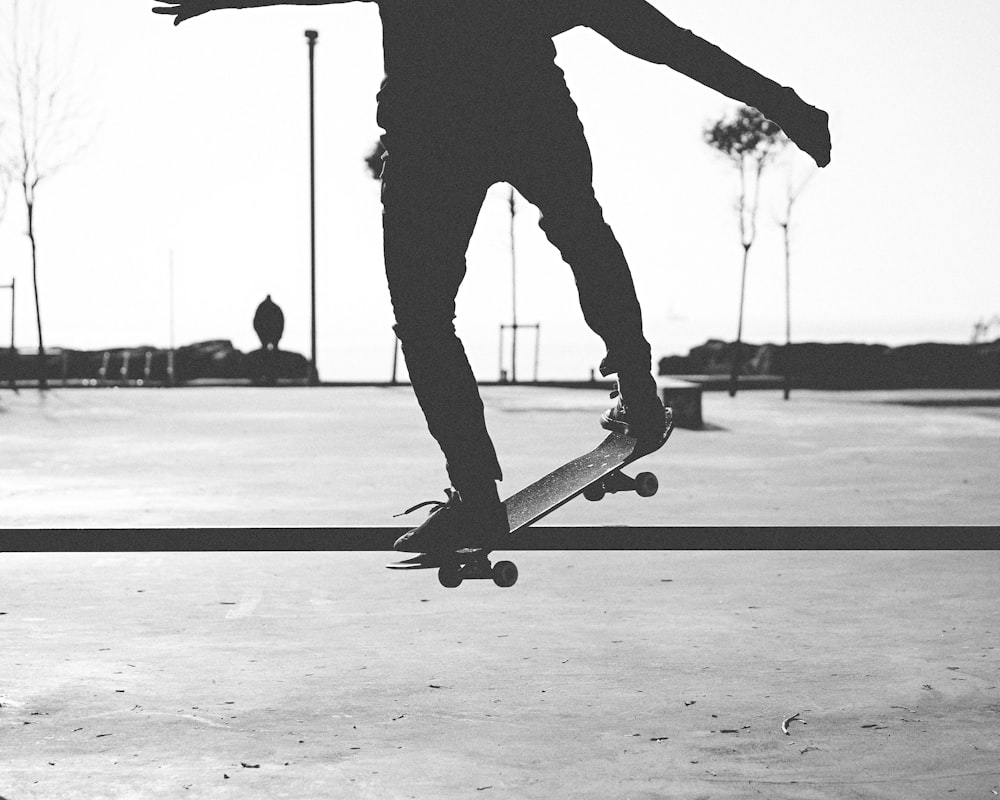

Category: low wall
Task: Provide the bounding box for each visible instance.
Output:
[659,340,1000,390]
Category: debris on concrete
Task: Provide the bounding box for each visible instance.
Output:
[782,712,802,735]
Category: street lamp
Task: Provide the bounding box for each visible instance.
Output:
[305,29,319,385]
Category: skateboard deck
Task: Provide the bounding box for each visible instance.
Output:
[387,406,675,587]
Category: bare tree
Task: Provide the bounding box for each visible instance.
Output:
[972,316,1000,344]
[0,120,12,389]
[2,0,90,389]
[0,122,10,228]
[776,166,815,400]
[0,116,12,238]
[704,105,785,396]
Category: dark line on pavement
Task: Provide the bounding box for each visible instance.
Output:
[1,526,996,552]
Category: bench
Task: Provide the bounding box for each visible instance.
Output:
[657,377,703,430]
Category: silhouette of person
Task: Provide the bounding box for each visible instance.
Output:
[254,294,284,351]
[253,294,284,384]
[154,0,831,553]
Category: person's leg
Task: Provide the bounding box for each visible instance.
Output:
[507,106,652,372]
[505,105,664,440]
[380,136,503,502]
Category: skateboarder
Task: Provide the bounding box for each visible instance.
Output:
[153,0,831,553]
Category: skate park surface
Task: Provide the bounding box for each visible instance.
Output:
[1,386,998,799]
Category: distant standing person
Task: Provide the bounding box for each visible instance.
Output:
[253,294,285,384]
[254,294,284,351]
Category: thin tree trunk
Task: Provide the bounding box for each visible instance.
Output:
[782,219,791,400]
[729,242,751,397]
[730,154,760,398]
[778,170,812,401]
[26,199,46,389]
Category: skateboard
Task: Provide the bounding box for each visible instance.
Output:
[387,406,674,588]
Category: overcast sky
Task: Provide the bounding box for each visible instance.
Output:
[1,0,998,381]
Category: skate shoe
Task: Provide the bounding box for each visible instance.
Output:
[600,373,668,454]
[393,487,510,554]
[766,87,831,168]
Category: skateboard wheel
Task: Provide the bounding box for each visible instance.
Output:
[583,483,605,502]
[492,560,518,588]
[635,471,658,498]
[438,566,463,589]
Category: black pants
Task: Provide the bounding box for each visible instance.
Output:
[380,97,652,494]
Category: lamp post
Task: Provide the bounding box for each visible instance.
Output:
[509,187,518,383]
[167,250,175,386]
[305,29,319,385]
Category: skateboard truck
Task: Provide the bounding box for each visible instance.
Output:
[582,469,658,502]
[437,552,519,589]
[388,548,519,588]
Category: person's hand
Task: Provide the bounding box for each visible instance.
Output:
[786,103,831,169]
[767,89,832,168]
[152,0,229,26]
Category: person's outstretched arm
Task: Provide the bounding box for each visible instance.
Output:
[152,0,368,27]
[577,0,831,166]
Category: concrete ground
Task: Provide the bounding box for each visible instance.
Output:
[1,385,999,527]
[1,386,999,798]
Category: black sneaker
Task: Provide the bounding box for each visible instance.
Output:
[393,488,509,554]
[601,377,668,452]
